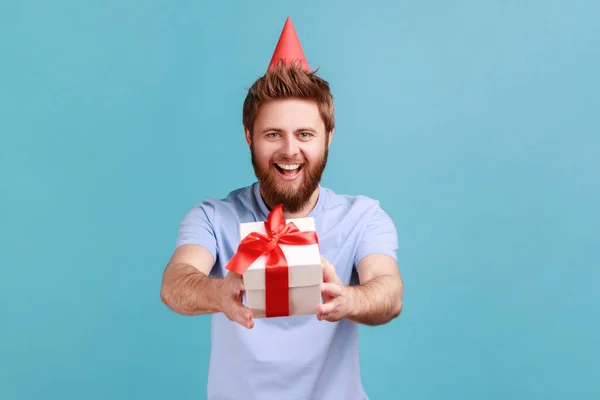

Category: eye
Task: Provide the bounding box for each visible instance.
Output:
[298,131,312,139]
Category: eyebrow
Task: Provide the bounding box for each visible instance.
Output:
[261,127,317,134]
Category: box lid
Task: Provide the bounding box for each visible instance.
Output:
[238,217,322,290]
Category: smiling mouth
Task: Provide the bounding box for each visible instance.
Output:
[274,163,303,181]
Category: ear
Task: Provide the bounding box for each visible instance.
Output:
[244,126,252,146]
[327,128,335,148]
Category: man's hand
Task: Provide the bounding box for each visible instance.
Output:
[317,256,355,322]
[316,254,403,326]
[218,271,254,329]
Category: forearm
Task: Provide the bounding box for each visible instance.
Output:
[160,262,223,316]
[346,275,403,326]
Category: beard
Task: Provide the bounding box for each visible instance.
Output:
[250,143,328,214]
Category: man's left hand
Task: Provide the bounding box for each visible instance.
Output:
[317,256,354,322]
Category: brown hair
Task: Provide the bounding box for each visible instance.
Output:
[242,60,335,135]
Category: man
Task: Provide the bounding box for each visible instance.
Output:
[160,17,403,400]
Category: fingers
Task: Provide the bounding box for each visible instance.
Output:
[318,282,342,322]
[321,282,343,298]
[318,301,336,315]
[222,274,254,329]
[320,256,338,283]
[317,301,338,321]
[227,271,245,287]
[225,271,246,299]
[230,290,253,329]
[231,302,254,329]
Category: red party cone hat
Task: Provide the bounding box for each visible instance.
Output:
[267,17,310,72]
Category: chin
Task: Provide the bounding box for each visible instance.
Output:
[275,175,304,188]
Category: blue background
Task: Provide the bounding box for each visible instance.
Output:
[1,1,599,399]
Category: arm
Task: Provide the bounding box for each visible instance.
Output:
[160,244,254,329]
[319,255,403,326]
[160,203,254,328]
[160,244,223,316]
[346,253,403,325]
[318,203,403,326]
[161,244,253,328]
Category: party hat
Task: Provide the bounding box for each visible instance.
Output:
[267,17,310,72]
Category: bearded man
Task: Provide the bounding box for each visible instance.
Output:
[160,17,403,400]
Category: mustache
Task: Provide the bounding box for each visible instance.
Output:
[272,157,305,164]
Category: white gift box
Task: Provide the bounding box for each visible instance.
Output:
[238,216,323,318]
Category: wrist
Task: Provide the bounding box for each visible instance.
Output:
[213,278,225,313]
[345,286,360,320]
[192,271,225,314]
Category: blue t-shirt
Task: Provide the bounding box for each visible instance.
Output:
[176,182,398,400]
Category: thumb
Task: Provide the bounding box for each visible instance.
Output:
[321,256,337,283]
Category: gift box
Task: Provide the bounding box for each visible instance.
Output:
[225,205,323,318]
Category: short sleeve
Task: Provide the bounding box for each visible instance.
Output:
[354,204,399,266]
[176,201,218,262]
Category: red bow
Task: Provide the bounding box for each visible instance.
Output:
[225,204,319,317]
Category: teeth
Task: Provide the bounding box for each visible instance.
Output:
[277,163,301,170]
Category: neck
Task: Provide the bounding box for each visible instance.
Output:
[261,187,321,219]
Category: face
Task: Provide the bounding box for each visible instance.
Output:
[245,98,333,213]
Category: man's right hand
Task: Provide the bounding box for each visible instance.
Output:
[218,271,254,329]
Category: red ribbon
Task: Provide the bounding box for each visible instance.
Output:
[225,204,319,317]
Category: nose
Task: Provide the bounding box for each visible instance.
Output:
[280,134,299,157]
